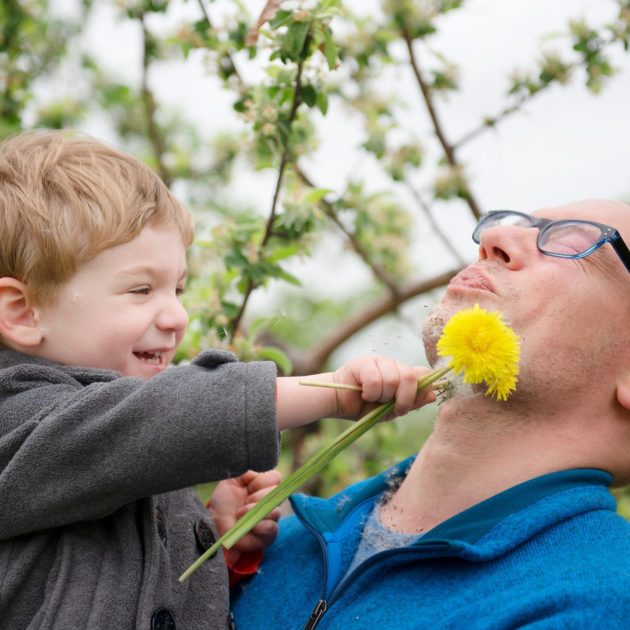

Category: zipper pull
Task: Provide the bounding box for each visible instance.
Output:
[303,599,328,630]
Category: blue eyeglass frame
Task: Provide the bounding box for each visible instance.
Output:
[472,209,630,274]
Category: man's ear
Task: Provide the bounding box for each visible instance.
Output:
[0,277,43,347]
[616,372,630,411]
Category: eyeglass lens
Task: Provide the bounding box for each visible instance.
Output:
[539,222,603,256]
[475,212,605,257]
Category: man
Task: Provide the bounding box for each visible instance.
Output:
[231,200,630,629]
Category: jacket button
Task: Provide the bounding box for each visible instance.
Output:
[194,519,216,551]
[151,608,176,630]
[156,506,167,546]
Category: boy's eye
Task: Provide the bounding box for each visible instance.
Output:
[176,286,186,296]
[130,287,151,295]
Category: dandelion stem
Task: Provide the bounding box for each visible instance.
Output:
[178,365,451,582]
[299,379,363,392]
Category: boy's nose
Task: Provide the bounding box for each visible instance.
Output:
[157,296,189,332]
[477,225,536,271]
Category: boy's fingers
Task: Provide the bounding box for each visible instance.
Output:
[231,521,279,553]
[353,363,381,403]
[384,365,434,416]
[417,387,436,406]
[233,470,258,488]
[250,515,281,535]
[338,356,438,418]
[230,515,280,549]
[393,369,420,415]
[236,503,282,521]
[246,469,281,493]
[375,357,401,403]
[245,485,281,507]
[359,357,397,402]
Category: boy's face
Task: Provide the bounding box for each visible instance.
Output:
[33,223,189,379]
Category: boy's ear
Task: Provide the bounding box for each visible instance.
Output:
[0,277,43,347]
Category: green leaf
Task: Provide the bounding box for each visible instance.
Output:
[286,21,310,59]
[316,90,329,115]
[269,10,293,30]
[323,28,337,70]
[193,18,210,36]
[304,187,332,204]
[266,243,300,262]
[274,268,302,286]
[256,346,293,375]
[301,84,317,107]
[276,116,292,145]
[247,317,273,339]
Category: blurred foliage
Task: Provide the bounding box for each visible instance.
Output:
[3,0,630,509]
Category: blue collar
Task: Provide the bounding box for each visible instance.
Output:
[291,457,613,545]
[290,459,614,601]
[424,466,612,544]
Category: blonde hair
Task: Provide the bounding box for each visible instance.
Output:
[0,129,195,305]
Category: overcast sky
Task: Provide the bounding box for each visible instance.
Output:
[74,1,630,199]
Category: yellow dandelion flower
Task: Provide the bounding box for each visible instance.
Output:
[436,303,520,401]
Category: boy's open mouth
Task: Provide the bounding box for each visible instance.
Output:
[133,351,164,366]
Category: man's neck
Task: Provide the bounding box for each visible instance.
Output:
[378,397,605,534]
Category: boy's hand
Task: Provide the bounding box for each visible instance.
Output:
[208,469,282,567]
[333,356,435,419]
[276,356,436,430]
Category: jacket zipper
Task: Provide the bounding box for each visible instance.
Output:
[296,517,329,629]
[303,599,328,630]
[300,538,453,629]
[292,496,453,630]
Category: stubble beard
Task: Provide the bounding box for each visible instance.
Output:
[421,301,461,368]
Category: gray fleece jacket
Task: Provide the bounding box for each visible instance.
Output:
[0,348,279,630]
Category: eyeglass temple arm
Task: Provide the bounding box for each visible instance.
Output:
[611,235,630,273]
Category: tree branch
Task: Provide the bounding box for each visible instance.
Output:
[293,164,402,295]
[230,37,311,340]
[197,2,405,306]
[196,0,244,85]
[453,32,621,150]
[291,267,462,374]
[402,180,467,266]
[402,30,482,220]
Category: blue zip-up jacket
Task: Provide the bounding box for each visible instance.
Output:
[232,458,630,629]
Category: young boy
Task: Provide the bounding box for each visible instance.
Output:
[0,130,431,629]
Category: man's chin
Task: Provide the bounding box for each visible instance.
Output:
[421,303,459,367]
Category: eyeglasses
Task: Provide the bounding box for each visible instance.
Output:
[472,210,630,274]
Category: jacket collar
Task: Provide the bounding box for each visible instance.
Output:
[0,347,121,383]
[290,458,615,561]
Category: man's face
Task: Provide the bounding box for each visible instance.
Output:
[33,223,189,379]
[424,199,630,399]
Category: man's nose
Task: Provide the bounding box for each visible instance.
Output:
[156,295,189,332]
[477,225,536,270]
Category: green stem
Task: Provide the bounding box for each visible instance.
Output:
[299,379,363,392]
[178,365,451,582]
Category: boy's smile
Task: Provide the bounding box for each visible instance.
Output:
[32,223,189,379]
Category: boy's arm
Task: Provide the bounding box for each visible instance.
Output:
[0,350,432,538]
[0,350,279,538]
[276,355,434,429]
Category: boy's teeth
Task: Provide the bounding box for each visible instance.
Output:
[136,351,162,365]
